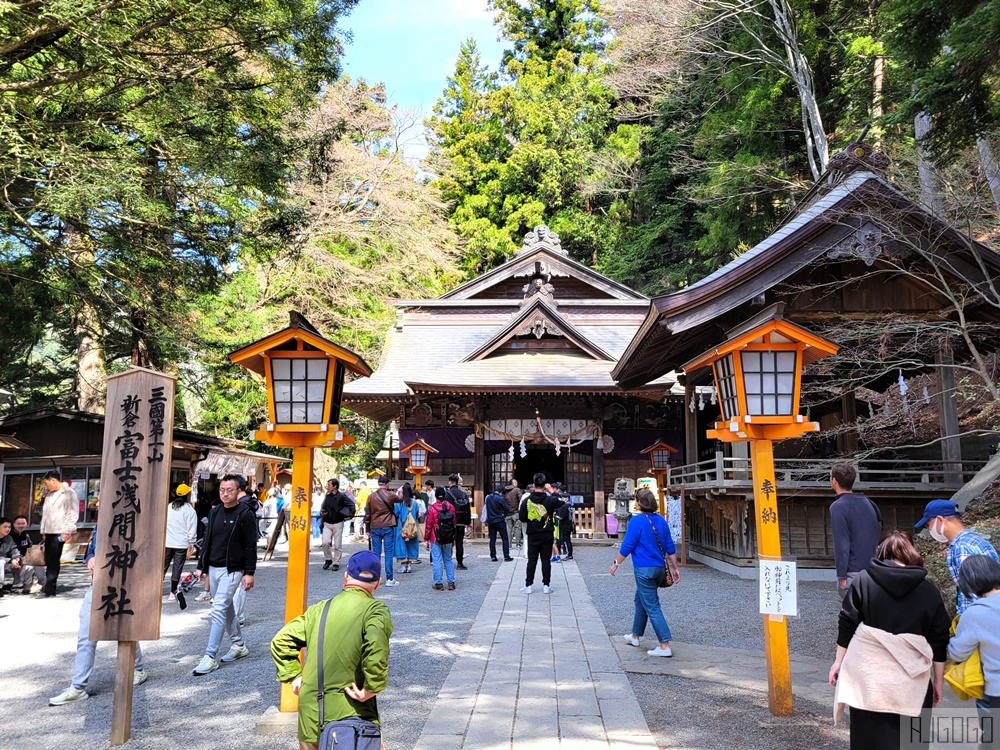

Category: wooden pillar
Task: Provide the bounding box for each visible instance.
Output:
[684,382,698,466]
[936,339,963,483]
[474,400,485,530]
[281,445,313,712]
[839,390,859,455]
[592,436,606,539]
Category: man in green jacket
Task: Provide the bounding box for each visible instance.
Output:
[271,550,393,749]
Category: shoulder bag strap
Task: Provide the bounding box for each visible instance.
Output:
[645,514,667,558]
[316,598,334,728]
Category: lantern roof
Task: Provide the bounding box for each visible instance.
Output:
[401,437,439,456]
[229,312,372,378]
[640,439,679,455]
[681,303,838,374]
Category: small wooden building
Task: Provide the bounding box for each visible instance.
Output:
[613,142,1000,573]
[0,408,285,540]
[343,226,685,535]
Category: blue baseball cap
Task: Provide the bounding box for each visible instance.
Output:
[915,499,959,529]
[346,550,381,582]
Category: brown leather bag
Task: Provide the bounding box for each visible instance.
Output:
[24,544,45,567]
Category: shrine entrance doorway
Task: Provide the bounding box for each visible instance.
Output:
[514,446,564,490]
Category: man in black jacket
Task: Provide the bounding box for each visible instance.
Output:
[320,478,355,571]
[446,474,472,570]
[519,472,565,594]
[192,474,258,675]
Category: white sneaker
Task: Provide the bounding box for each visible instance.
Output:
[220,644,249,663]
[543,585,552,594]
[192,655,219,675]
[166,592,176,601]
[384,579,399,587]
[133,670,148,686]
[624,634,640,647]
[49,686,88,706]
[520,585,532,594]
[647,646,673,657]
[194,591,212,603]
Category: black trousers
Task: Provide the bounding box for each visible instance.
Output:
[850,683,933,750]
[488,522,510,560]
[525,536,552,586]
[559,522,573,556]
[455,525,466,565]
[43,533,65,595]
[163,547,188,592]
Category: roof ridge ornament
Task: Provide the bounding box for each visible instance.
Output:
[517,225,567,256]
[825,137,891,186]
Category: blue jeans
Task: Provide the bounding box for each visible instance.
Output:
[73,586,144,689]
[205,567,245,659]
[632,566,673,643]
[431,542,455,584]
[370,527,395,581]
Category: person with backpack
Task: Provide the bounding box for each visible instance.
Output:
[485,483,513,562]
[425,486,457,590]
[445,474,472,570]
[364,475,399,587]
[519,472,565,594]
[394,483,421,574]
[271,550,393,750]
[554,484,575,561]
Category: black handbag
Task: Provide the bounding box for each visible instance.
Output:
[645,515,675,588]
[316,599,383,750]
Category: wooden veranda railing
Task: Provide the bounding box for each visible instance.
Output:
[669,455,986,494]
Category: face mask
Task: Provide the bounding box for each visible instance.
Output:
[928,519,948,543]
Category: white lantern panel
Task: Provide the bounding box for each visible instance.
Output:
[292,403,307,422]
[291,382,306,402]
[274,382,291,402]
[272,359,290,378]
[271,356,331,425]
[306,404,323,422]
[307,359,328,379]
[307,381,325,401]
[740,349,798,416]
[713,353,740,420]
[275,403,292,422]
[291,359,306,379]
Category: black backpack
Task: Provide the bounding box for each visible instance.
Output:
[435,504,456,545]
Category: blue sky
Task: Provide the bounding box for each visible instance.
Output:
[340,0,506,116]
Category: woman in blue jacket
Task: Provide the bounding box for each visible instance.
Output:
[610,488,680,657]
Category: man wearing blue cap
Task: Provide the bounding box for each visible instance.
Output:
[271,550,393,750]
[916,498,999,614]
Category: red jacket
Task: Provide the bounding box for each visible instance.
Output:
[424,500,455,543]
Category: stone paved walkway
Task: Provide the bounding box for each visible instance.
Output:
[414,554,657,750]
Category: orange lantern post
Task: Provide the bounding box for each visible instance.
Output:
[640,439,678,515]
[683,303,838,717]
[401,437,438,492]
[229,313,371,712]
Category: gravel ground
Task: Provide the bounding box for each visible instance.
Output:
[576,545,849,749]
[0,536,494,750]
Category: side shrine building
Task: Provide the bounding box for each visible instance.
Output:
[346,143,1000,572]
[344,226,683,536]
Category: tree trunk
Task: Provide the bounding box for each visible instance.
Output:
[914,112,944,216]
[871,55,884,146]
[64,222,107,413]
[978,136,1000,216]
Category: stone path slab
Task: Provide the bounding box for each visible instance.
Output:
[413,554,658,750]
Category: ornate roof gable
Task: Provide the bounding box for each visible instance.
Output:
[462,296,613,362]
[440,225,647,302]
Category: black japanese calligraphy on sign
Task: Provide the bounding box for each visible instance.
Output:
[109,511,137,543]
[290,515,309,532]
[98,586,135,620]
[761,507,777,524]
[148,386,167,463]
[121,394,141,429]
[104,543,139,586]
[760,478,775,502]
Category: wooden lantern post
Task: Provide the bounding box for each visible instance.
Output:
[682,303,838,717]
[229,313,371,712]
[401,437,438,492]
[640,440,678,515]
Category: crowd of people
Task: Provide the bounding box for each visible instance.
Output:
[7,461,999,750]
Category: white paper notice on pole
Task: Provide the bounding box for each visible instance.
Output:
[759,559,798,617]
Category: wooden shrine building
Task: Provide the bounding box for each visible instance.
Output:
[613,141,1000,574]
[343,226,683,536]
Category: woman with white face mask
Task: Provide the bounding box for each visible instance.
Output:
[915,499,999,614]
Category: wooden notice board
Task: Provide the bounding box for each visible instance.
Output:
[90,367,176,642]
